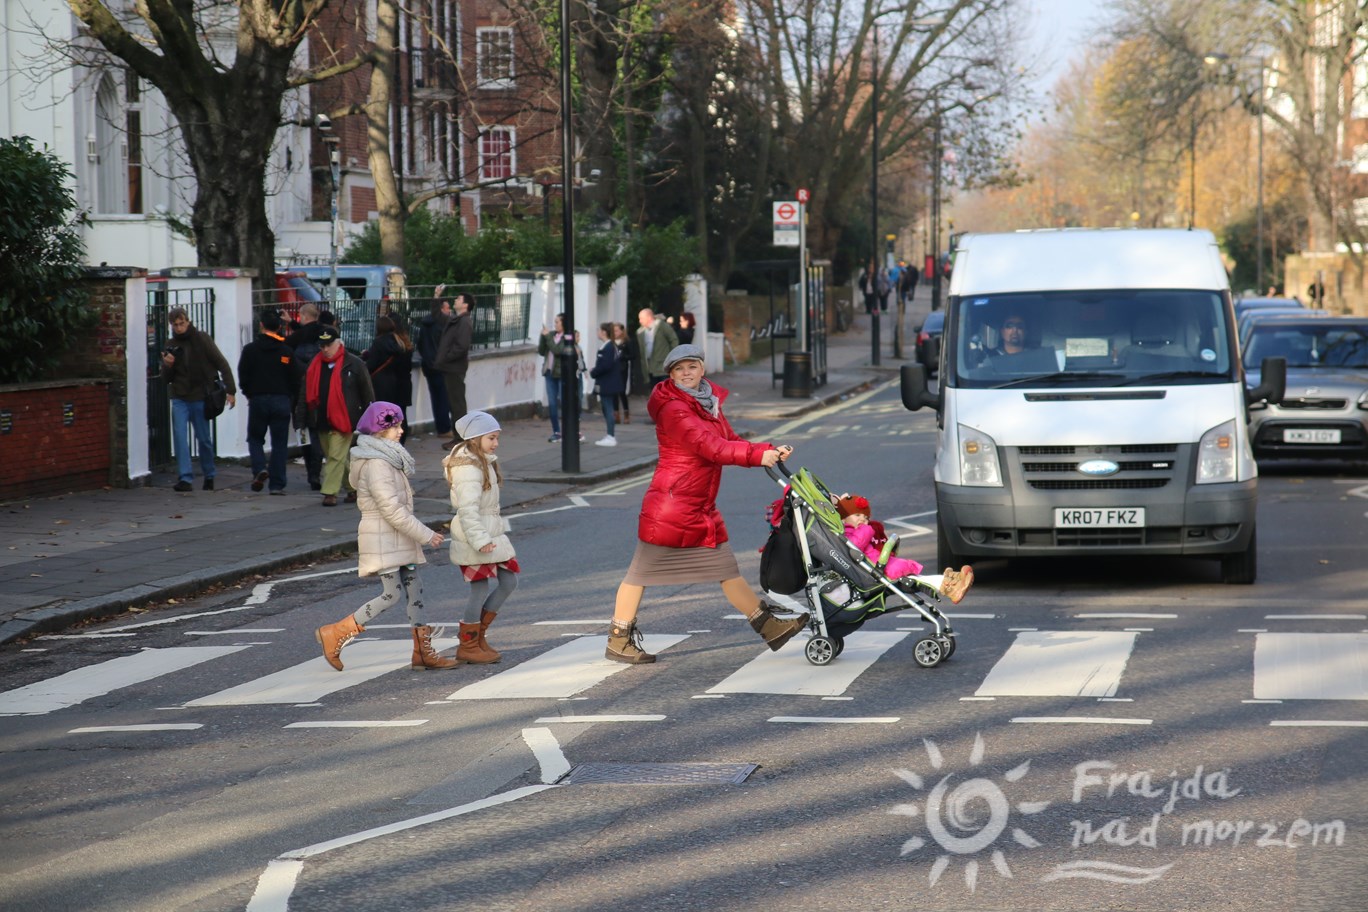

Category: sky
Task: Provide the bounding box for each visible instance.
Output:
[1023,0,1114,105]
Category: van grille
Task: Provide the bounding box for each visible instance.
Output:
[1279,398,1347,410]
[1012,444,1182,491]
[1029,478,1168,490]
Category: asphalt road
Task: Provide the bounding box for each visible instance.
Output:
[1,382,1365,911]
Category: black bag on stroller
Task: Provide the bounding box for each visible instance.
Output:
[759,499,807,595]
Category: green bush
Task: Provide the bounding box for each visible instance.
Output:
[0,136,94,383]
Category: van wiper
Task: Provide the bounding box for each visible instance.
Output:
[1117,370,1227,386]
[992,371,1126,389]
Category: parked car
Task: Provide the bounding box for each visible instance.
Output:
[915,310,945,376]
[1244,316,1368,461]
[1233,295,1302,324]
[286,264,406,302]
[1237,307,1326,351]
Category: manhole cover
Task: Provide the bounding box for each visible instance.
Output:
[561,762,758,785]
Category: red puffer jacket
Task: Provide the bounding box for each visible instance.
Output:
[637,380,773,549]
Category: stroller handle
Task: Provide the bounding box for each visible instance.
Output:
[764,460,795,483]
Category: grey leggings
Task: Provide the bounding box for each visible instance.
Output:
[465,567,518,623]
[353,565,427,626]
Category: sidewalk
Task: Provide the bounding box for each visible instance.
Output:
[0,294,932,644]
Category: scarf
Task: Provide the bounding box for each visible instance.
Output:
[305,342,352,434]
[675,377,718,416]
[352,432,416,476]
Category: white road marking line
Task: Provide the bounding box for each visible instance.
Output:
[1264,614,1367,621]
[960,696,995,701]
[976,631,1138,698]
[284,720,428,728]
[1243,699,1283,704]
[569,495,590,507]
[770,380,894,436]
[0,645,251,715]
[1124,628,1154,633]
[247,785,557,912]
[1239,629,1269,633]
[692,694,727,699]
[185,638,455,706]
[532,715,665,723]
[707,632,909,696]
[1008,627,1038,632]
[1011,717,1153,725]
[522,727,571,783]
[1269,720,1368,728]
[67,723,204,733]
[505,504,580,519]
[533,619,610,625]
[1098,697,1134,702]
[1075,613,1177,619]
[445,635,689,700]
[185,629,284,636]
[39,633,138,639]
[769,716,899,724]
[1253,632,1368,700]
[821,696,854,701]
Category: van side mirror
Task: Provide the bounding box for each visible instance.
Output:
[1246,356,1286,406]
[901,363,940,412]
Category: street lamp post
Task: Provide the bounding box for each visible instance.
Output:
[870,24,881,367]
[931,114,942,313]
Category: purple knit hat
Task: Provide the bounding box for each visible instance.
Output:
[357,401,404,435]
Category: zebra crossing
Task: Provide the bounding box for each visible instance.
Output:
[3,625,1367,720]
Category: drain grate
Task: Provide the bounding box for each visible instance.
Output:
[561,762,758,785]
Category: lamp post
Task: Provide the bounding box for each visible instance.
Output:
[931,113,942,312]
[558,0,579,472]
[1204,52,1266,293]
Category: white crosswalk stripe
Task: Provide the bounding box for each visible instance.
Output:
[1253,632,1368,700]
[707,631,908,696]
[975,631,1138,697]
[444,635,690,700]
[0,646,251,715]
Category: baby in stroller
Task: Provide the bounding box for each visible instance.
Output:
[835,493,974,604]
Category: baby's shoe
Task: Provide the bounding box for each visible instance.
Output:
[940,566,975,604]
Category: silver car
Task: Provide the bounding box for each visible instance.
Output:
[1244,316,1368,460]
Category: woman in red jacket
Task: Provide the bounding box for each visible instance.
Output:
[607,344,807,663]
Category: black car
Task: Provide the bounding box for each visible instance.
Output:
[915,310,945,376]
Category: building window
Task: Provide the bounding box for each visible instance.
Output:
[125,71,143,214]
[479,128,514,180]
[477,27,514,88]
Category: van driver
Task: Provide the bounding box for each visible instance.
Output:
[991,313,1028,356]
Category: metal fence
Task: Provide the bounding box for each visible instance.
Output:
[249,283,530,353]
[146,286,216,468]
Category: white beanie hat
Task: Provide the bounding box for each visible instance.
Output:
[455,410,501,440]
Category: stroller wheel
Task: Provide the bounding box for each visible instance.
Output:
[912,636,946,668]
[833,635,846,657]
[805,636,838,666]
[936,634,956,659]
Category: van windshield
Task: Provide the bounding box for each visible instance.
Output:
[950,290,1235,389]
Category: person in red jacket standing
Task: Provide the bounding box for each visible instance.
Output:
[606,344,807,663]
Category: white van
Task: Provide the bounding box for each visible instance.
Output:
[901,228,1284,583]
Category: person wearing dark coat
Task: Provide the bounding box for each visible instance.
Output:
[237,310,295,494]
[604,344,806,664]
[435,292,473,440]
[365,314,414,442]
[612,322,635,423]
[417,289,453,440]
[589,322,626,447]
[160,307,237,492]
[284,302,326,490]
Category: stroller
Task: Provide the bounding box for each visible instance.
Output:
[761,463,957,668]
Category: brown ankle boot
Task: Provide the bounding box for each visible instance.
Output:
[478,610,502,663]
[456,622,499,664]
[614,410,622,424]
[411,625,458,670]
[315,615,365,671]
[606,621,656,664]
[749,605,806,652]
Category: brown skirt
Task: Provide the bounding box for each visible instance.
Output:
[622,540,741,586]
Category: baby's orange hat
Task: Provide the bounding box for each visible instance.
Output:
[836,494,870,518]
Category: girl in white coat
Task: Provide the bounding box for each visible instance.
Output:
[314,401,451,671]
[443,410,519,664]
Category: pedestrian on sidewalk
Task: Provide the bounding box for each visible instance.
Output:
[605,344,807,664]
[443,410,519,665]
[417,289,453,441]
[435,291,473,441]
[296,326,374,507]
[538,314,585,443]
[237,310,294,494]
[636,307,679,390]
[611,322,635,424]
[284,302,325,491]
[589,322,623,447]
[160,306,237,492]
[364,314,414,443]
[858,261,880,315]
[314,401,451,672]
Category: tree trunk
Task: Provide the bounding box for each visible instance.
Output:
[369,0,405,270]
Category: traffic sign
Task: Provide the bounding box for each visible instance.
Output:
[797,188,810,203]
[773,200,800,247]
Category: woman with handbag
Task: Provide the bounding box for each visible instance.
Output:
[160,307,237,492]
[365,314,414,442]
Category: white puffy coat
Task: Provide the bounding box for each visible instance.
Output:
[444,450,515,566]
[349,456,436,577]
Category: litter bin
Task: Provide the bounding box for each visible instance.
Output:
[782,350,812,399]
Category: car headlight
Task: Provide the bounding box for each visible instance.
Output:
[957,424,1002,487]
[1196,419,1238,484]
[1357,390,1368,411]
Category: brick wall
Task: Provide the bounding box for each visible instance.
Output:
[0,381,111,502]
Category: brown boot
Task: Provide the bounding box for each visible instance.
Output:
[606,621,656,664]
[749,604,806,652]
[939,566,975,604]
[411,625,458,670]
[614,410,622,424]
[456,622,499,664]
[478,610,502,663]
[315,615,365,671]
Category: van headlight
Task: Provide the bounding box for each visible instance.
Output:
[957,425,1002,487]
[1196,419,1238,484]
